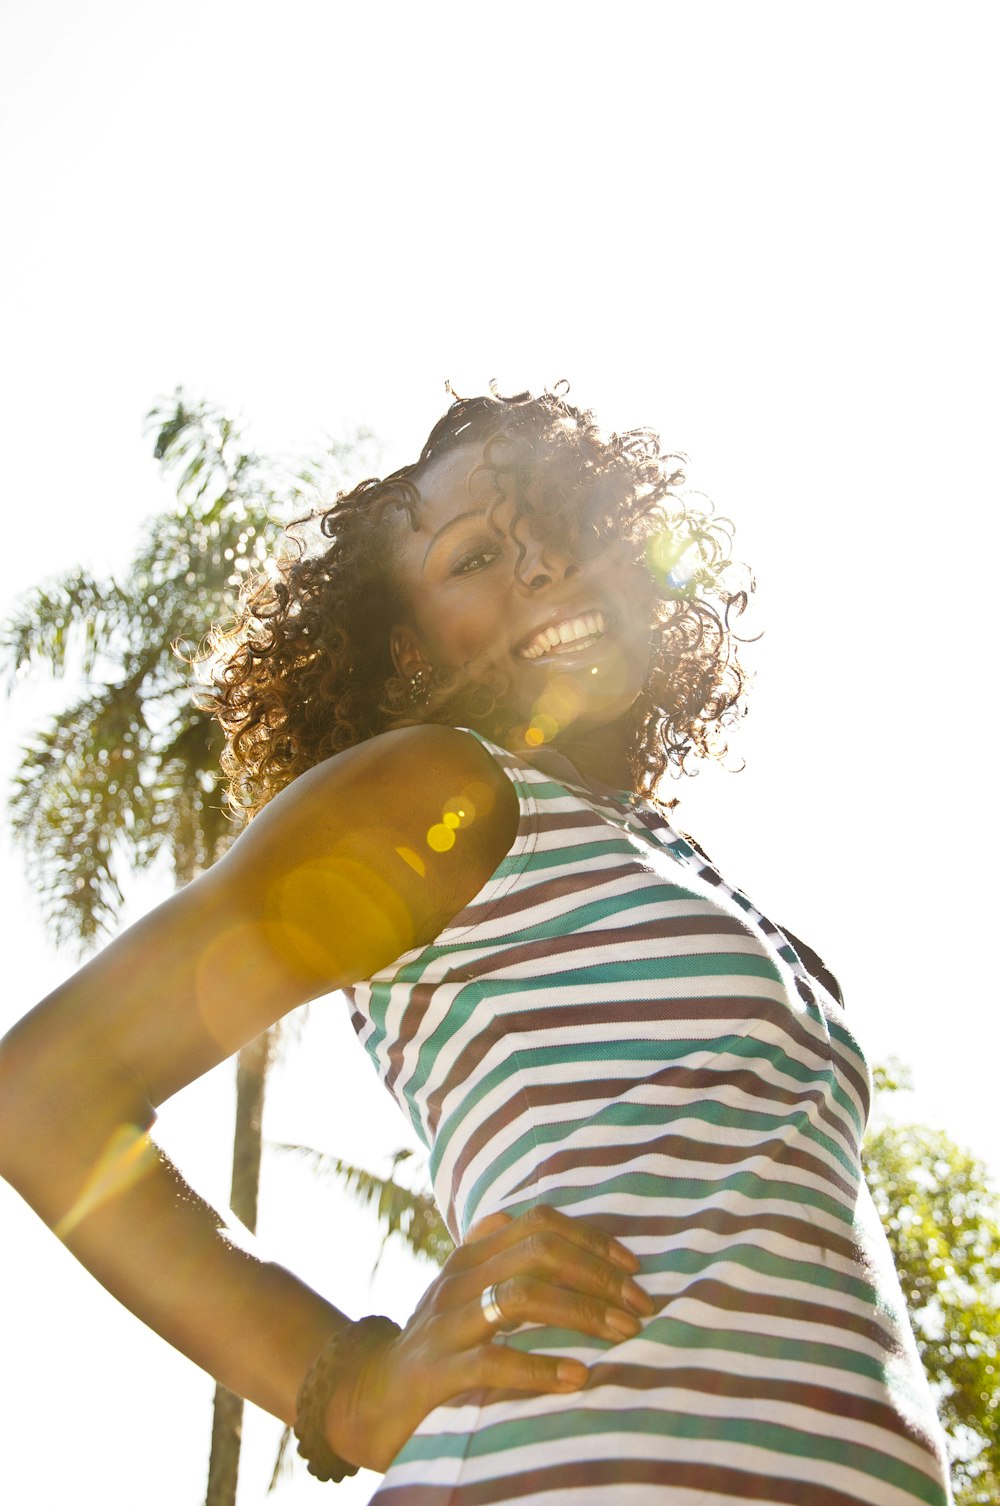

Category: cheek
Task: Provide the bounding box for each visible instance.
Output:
[412,593,507,668]
[611,555,658,625]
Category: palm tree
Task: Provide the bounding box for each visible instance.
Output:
[2,394,377,1506]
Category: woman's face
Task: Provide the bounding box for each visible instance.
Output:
[388,441,658,749]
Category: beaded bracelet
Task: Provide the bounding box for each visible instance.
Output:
[294,1315,403,1482]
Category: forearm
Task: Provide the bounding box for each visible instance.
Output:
[0,1037,346,1425]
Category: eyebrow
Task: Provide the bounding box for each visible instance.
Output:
[421,509,489,568]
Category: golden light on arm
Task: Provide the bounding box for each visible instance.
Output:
[426,782,490,853]
[395,845,426,876]
[269,854,418,986]
[426,823,456,852]
[54,1123,159,1240]
[443,795,477,828]
[186,846,423,1037]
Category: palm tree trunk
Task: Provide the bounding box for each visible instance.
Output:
[205,1029,273,1506]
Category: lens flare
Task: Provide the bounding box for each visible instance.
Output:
[459,780,495,818]
[395,845,426,876]
[55,1124,158,1240]
[523,675,592,746]
[443,796,474,828]
[647,528,698,591]
[270,853,415,983]
[426,784,484,851]
[646,529,682,577]
[537,679,585,725]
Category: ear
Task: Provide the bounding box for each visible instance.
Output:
[389,623,431,679]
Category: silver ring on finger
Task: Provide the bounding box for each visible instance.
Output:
[480,1281,517,1333]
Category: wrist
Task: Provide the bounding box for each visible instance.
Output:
[295,1314,402,1481]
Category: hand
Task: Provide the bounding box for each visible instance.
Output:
[324,1204,654,1473]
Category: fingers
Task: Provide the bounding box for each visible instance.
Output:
[485,1272,648,1341]
[359,1205,655,1458]
[464,1211,513,1244]
[452,1268,646,1347]
[439,1338,590,1397]
[491,1234,651,1314]
[457,1203,639,1277]
[442,1205,653,1345]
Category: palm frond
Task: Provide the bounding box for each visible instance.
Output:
[1,569,133,688]
[9,687,157,946]
[146,392,252,509]
[273,1144,454,1268]
[267,1425,295,1494]
[154,711,234,873]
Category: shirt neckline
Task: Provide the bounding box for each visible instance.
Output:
[518,743,636,804]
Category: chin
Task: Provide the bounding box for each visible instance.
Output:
[509,642,649,740]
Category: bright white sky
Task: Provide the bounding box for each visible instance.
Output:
[1,3,996,1503]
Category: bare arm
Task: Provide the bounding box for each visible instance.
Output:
[0,725,652,1468]
[0,727,514,1419]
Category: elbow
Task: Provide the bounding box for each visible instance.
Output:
[0,1014,154,1198]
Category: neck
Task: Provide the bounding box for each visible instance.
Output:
[546,715,636,792]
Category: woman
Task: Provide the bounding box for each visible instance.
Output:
[0,388,952,1504]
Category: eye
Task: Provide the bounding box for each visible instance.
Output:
[450,543,502,576]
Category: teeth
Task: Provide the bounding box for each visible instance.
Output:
[519,612,606,660]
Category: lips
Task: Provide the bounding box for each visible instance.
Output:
[516,610,608,661]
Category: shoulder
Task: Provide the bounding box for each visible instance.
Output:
[217,726,519,975]
[258,725,517,838]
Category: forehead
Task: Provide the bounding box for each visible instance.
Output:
[405,427,580,531]
[407,440,494,532]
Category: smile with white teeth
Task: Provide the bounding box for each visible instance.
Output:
[518,612,607,661]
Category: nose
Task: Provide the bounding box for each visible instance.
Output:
[515,533,579,592]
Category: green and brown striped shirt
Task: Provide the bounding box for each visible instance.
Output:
[346,734,952,1505]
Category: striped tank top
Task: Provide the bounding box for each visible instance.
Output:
[346,733,952,1505]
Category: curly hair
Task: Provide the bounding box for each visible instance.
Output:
[205,387,751,818]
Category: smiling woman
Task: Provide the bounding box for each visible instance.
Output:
[0,387,953,1506]
[207,388,747,812]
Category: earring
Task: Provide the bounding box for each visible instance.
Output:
[408,666,432,706]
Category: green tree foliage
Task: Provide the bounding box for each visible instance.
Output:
[3,393,378,946]
[864,1063,1000,1504]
